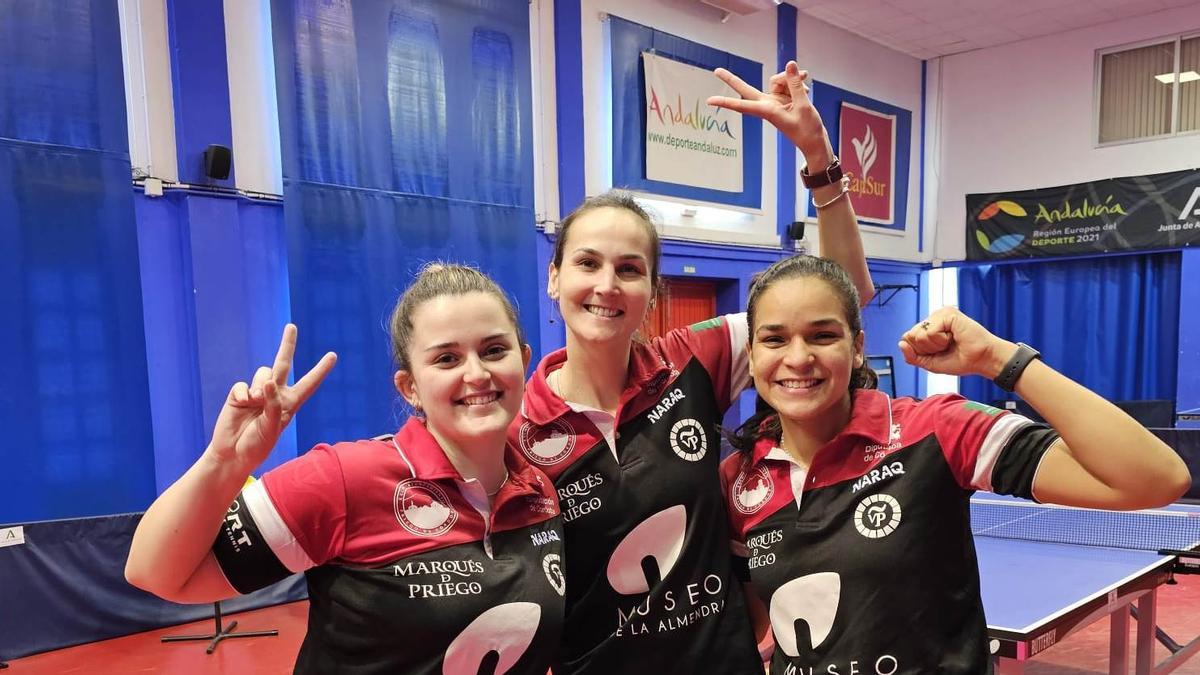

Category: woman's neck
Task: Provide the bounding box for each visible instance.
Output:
[557,332,632,414]
[777,393,854,468]
[425,424,509,496]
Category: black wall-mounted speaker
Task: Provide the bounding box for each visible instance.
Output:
[203,144,232,180]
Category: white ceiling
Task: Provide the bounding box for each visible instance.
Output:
[789,0,1200,58]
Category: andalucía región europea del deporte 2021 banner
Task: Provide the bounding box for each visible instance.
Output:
[966,169,1200,261]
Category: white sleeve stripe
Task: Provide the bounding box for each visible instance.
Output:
[242,479,316,573]
[726,312,751,401]
[971,413,1035,491]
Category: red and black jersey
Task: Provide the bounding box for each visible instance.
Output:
[720,390,1059,675]
[510,315,762,674]
[212,417,565,675]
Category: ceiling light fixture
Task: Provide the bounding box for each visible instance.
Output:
[1154,70,1200,84]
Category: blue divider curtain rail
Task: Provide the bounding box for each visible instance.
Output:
[0,0,155,524]
[272,0,538,451]
[958,252,1181,405]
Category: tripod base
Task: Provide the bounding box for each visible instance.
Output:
[161,602,277,654]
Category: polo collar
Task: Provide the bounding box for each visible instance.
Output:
[521,342,673,425]
[391,417,543,497]
[747,389,894,467]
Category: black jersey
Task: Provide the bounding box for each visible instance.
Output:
[212,417,565,674]
[510,315,763,674]
[720,391,1058,675]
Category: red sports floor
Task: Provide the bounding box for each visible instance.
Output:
[6,575,1200,674]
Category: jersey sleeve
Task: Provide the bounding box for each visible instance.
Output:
[212,444,348,594]
[927,395,1059,499]
[655,313,750,411]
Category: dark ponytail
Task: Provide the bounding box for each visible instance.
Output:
[723,255,876,454]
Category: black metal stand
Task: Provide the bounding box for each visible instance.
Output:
[161,601,278,654]
[872,283,919,307]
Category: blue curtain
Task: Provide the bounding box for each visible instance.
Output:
[0,0,154,523]
[273,0,537,449]
[958,253,1181,404]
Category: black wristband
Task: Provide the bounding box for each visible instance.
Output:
[800,156,843,189]
[993,343,1041,392]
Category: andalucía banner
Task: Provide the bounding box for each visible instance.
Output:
[966,169,1200,261]
[642,52,743,193]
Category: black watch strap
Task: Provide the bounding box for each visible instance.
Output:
[801,156,843,189]
[993,342,1041,392]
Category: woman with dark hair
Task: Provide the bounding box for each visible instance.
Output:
[508,62,875,673]
[720,254,1191,674]
[127,264,566,675]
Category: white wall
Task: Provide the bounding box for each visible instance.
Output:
[533,0,926,254]
[225,0,283,196]
[794,11,926,262]
[933,5,1200,262]
[585,0,781,245]
[118,0,177,182]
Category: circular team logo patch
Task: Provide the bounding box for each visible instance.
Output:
[854,493,902,539]
[733,465,774,515]
[518,419,576,466]
[542,553,566,596]
[394,479,458,537]
[669,418,707,462]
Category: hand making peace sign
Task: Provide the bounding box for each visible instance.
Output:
[707,60,834,163]
[209,324,337,472]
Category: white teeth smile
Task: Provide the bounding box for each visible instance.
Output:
[778,379,821,389]
[585,305,622,318]
[460,392,501,406]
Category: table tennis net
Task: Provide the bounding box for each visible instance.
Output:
[970,498,1200,552]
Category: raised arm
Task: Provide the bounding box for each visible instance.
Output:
[709,61,874,306]
[898,308,1191,510]
[125,325,336,602]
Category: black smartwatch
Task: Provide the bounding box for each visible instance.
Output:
[993,343,1041,392]
[800,156,843,189]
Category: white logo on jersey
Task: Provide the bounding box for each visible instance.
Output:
[669,418,707,462]
[646,387,686,424]
[543,553,566,596]
[733,465,773,515]
[854,493,902,538]
[518,419,576,466]
[770,572,840,657]
[394,479,458,537]
[607,505,686,594]
[851,461,906,493]
[442,602,541,674]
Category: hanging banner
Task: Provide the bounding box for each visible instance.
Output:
[838,102,896,226]
[967,169,1200,260]
[642,51,743,193]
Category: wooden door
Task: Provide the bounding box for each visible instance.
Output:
[644,278,717,340]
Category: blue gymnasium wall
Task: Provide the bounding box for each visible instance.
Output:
[135,0,300,494]
[273,0,540,451]
[1178,249,1200,421]
[958,252,1181,406]
[0,0,156,523]
[860,259,924,398]
[3,0,541,524]
[0,1,306,660]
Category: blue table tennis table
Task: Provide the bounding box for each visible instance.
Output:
[974,496,1200,674]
